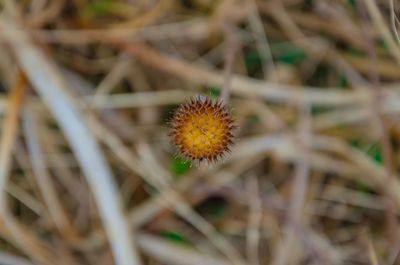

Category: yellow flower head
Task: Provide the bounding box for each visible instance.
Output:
[170,96,235,163]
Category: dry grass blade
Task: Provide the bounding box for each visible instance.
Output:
[365,235,379,265]
[390,0,400,44]
[248,0,277,81]
[66,71,246,265]
[0,18,142,265]
[245,175,262,265]
[1,1,400,264]
[220,25,239,103]
[22,108,78,243]
[271,104,312,265]
[0,73,26,206]
[137,232,232,265]
[0,251,35,265]
[0,73,57,265]
[358,0,399,245]
[364,0,400,65]
[114,42,369,106]
[100,116,245,263]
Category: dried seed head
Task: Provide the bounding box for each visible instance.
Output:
[170,95,235,163]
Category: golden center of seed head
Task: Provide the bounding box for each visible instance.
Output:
[170,96,234,163]
[180,112,227,157]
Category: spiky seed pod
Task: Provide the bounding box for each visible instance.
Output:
[170,95,235,163]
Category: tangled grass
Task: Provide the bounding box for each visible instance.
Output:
[0,0,400,264]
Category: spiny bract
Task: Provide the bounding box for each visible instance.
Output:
[170,95,235,163]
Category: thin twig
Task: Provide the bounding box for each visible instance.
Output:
[390,0,400,44]
[137,232,233,265]
[0,73,57,265]
[271,103,312,265]
[248,0,277,81]
[245,175,262,265]
[22,108,78,243]
[0,251,35,265]
[364,0,400,65]
[1,18,143,265]
[221,24,239,104]
[357,1,398,245]
[112,41,370,106]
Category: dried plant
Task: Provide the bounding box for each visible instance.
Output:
[0,1,400,265]
[170,95,235,164]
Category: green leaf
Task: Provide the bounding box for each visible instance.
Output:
[378,39,389,52]
[355,180,371,193]
[247,114,260,125]
[346,48,364,57]
[275,47,306,65]
[208,86,221,99]
[195,196,227,219]
[350,140,383,165]
[83,0,113,17]
[312,106,332,115]
[171,157,192,176]
[245,51,262,73]
[349,139,362,148]
[347,0,357,11]
[161,230,188,244]
[338,75,348,88]
[305,0,314,7]
[367,144,383,165]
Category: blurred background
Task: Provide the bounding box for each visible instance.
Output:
[0,0,400,264]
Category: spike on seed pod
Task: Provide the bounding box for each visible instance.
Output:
[170,95,235,164]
